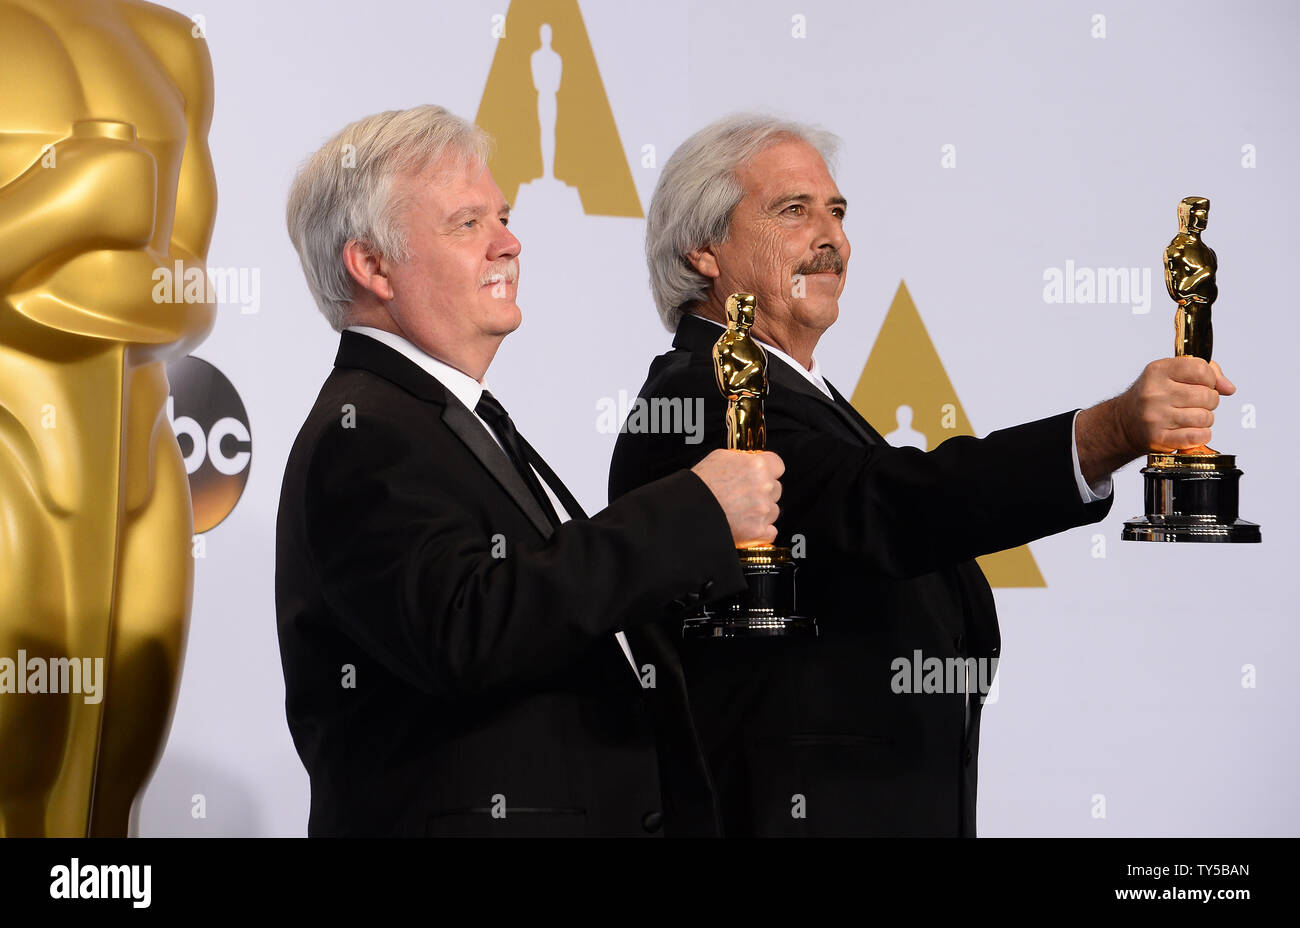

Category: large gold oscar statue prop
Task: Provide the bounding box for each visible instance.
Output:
[0,0,216,835]
[1122,197,1260,543]
[683,294,816,638]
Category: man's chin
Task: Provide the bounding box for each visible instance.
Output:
[485,301,523,336]
[797,298,839,331]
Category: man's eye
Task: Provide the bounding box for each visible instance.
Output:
[500,216,509,226]
[462,219,477,229]
[832,209,845,219]
[784,204,804,215]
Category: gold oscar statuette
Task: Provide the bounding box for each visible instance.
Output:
[0,0,217,836]
[1122,197,1260,543]
[683,294,817,638]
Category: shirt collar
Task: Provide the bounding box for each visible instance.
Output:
[345,325,488,411]
[687,312,831,399]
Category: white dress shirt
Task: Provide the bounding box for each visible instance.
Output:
[687,313,1112,503]
[345,325,640,673]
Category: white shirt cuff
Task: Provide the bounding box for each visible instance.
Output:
[1071,409,1113,503]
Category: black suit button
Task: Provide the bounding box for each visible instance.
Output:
[641,811,663,833]
[964,748,973,766]
[954,633,965,652]
[701,580,715,596]
[685,591,701,605]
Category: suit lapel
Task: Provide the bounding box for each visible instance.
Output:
[441,399,555,538]
[825,380,888,445]
[338,331,643,688]
[335,329,448,403]
[673,314,881,447]
[520,436,652,691]
[520,436,588,519]
[334,331,555,538]
[766,362,879,446]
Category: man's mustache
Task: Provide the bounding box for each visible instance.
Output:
[794,251,844,277]
[480,258,519,286]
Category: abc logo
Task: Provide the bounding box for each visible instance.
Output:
[166,355,251,533]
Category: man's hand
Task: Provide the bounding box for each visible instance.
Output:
[1076,357,1236,486]
[691,449,784,548]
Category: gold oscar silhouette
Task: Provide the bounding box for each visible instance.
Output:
[684,294,816,638]
[475,0,641,218]
[1122,197,1260,543]
[1168,197,1218,372]
[714,292,768,452]
[0,0,217,835]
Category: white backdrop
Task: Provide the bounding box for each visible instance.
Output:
[137,0,1300,836]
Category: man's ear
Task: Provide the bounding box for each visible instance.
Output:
[342,239,395,301]
[686,244,721,280]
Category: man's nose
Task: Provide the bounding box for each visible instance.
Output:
[814,213,848,256]
[490,222,521,260]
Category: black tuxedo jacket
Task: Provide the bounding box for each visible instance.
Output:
[275,331,746,836]
[608,314,1113,837]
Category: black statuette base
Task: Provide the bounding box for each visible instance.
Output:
[683,546,818,638]
[1122,453,1261,543]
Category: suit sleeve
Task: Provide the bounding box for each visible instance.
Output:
[301,417,746,700]
[765,405,1114,578]
[610,358,1113,582]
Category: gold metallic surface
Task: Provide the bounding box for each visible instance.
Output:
[712,293,768,452]
[1146,452,1236,471]
[736,545,784,566]
[712,294,790,562]
[1166,196,1216,363]
[0,0,216,836]
[1154,196,1220,463]
[1124,197,1259,542]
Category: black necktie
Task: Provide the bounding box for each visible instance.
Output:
[474,390,563,529]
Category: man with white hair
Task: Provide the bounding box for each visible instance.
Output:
[609,113,1235,837]
[275,105,783,837]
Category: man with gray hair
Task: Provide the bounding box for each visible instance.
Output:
[610,113,1234,836]
[275,105,783,836]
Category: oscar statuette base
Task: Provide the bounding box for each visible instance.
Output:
[682,545,818,638]
[1122,452,1261,543]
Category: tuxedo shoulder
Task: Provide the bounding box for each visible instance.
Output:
[285,368,437,477]
[637,346,714,399]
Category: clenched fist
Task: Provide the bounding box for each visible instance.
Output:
[1076,356,1236,485]
[1118,357,1235,453]
[691,449,784,548]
